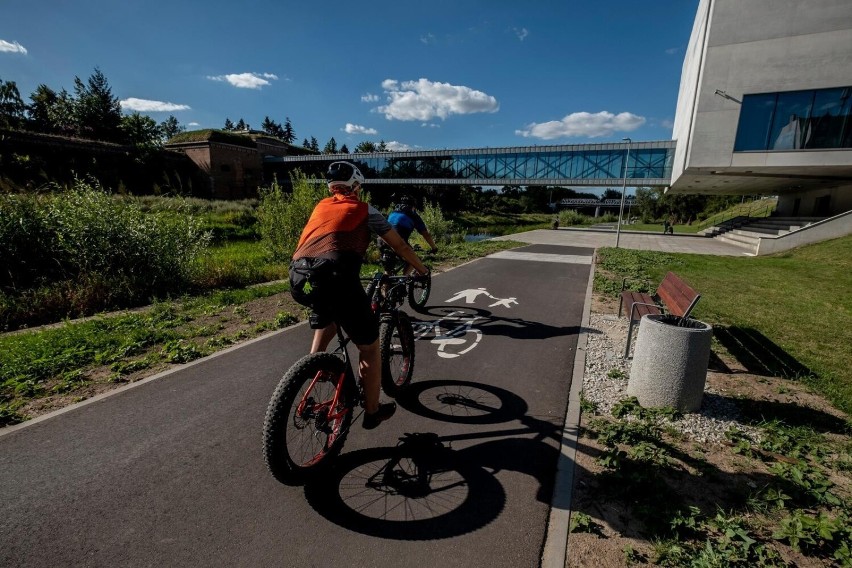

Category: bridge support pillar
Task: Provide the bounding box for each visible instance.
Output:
[594,206,601,218]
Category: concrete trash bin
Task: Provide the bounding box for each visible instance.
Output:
[626,314,713,412]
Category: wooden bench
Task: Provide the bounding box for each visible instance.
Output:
[618,271,701,358]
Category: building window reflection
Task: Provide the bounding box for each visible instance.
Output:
[735,86,852,151]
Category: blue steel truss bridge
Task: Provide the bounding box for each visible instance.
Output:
[265,140,676,188]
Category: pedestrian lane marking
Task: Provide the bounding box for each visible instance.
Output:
[485,251,592,264]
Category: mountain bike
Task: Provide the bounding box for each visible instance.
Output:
[262,272,420,485]
[378,243,433,313]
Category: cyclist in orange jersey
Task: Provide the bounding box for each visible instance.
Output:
[289,161,428,429]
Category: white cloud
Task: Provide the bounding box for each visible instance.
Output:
[207,72,278,89]
[120,98,191,112]
[376,78,499,121]
[385,141,415,151]
[187,122,200,127]
[665,47,679,55]
[421,123,441,128]
[513,27,529,41]
[344,123,378,135]
[420,33,436,44]
[0,39,27,54]
[661,118,674,129]
[515,111,646,139]
[361,93,379,103]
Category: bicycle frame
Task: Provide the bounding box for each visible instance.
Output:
[295,328,358,446]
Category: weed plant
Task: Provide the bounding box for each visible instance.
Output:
[0,178,211,330]
[257,170,325,263]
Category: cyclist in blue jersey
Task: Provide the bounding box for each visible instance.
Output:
[379,195,438,274]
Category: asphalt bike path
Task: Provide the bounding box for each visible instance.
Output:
[0,244,593,568]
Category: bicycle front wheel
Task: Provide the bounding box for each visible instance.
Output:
[262,352,353,485]
[407,272,431,312]
[380,311,415,397]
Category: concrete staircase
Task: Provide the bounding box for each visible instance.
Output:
[703,216,826,254]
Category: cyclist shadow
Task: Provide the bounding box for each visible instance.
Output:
[411,305,578,341]
[304,380,562,540]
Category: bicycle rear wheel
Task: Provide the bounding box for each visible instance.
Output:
[262,352,353,485]
[407,272,431,312]
[380,311,415,397]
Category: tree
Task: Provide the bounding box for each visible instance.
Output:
[73,67,123,142]
[121,112,162,149]
[282,117,295,143]
[323,137,338,154]
[377,140,388,152]
[235,118,246,131]
[27,84,57,132]
[0,78,26,129]
[261,117,285,138]
[223,118,234,131]
[309,136,319,151]
[354,140,377,153]
[340,144,349,154]
[159,115,185,141]
[301,138,310,148]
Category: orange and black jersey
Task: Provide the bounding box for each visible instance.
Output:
[292,194,392,264]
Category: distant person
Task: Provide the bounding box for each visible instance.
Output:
[663,218,671,234]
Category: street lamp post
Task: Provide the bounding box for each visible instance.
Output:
[615,137,631,248]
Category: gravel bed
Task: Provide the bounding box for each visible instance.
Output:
[581,314,761,444]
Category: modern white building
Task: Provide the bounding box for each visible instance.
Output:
[670,0,852,217]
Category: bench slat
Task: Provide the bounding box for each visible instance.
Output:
[656,272,699,317]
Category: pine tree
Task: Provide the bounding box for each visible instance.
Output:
[73,67,123,142]
[224,118,234,131]
[323,137,338,154]
[340,144,349,154]
[283,117,295,144]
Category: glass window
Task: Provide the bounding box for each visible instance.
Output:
[769,90,814,150]
[734,93,777,151]
[803,88,852,149]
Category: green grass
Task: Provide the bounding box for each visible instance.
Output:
[0,282,293,425]
[596,235,852,414]
[195,240,288,288]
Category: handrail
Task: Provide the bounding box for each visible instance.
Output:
[696,197,777,232]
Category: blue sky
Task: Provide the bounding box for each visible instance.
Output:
[1,0,698,152]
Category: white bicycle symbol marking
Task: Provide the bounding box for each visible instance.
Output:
[413,311,483,359]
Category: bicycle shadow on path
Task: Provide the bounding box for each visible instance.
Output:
[411,305,580,341]
[304,380,563,540]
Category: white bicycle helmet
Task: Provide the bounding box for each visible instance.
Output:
[326,161,365,193]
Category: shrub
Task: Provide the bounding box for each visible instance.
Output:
[418,202,456,245]
[257,170,325,263]
[0,178,211,329]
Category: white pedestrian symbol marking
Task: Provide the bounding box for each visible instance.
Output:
[489,297,517,308]
[445,287,495,304]
[445,287,517,309]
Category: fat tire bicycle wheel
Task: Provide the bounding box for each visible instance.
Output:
[380,312,415,397]
[407,272,431,313]
[262,352,353,485]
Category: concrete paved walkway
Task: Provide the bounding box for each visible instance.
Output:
[494,228,752,256]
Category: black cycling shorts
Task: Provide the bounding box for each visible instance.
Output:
[289,257,379,346]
